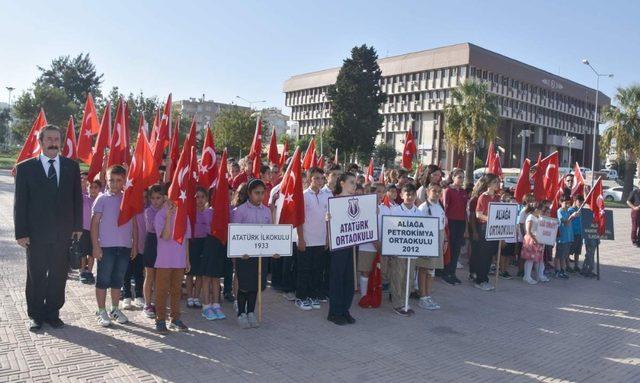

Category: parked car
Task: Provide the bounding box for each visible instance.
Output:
[603,185,637,202]
[600,169,619,180]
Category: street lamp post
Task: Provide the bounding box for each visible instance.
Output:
[517,129,532,165]
[235,95,266,110]
[566,133,576,167]
[582,59,613,186]
[6,87,14,146]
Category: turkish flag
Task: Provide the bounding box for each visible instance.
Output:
[268,129,279,165]
[585,177,606,235]
[77,93,100,165]
[366,157,374,184]
[542,151,559,200]
[211,149,230,244]
[149,108,160,152]
[198,125,218,190]
[167,128,194,244]
[279,140,289,169]
[532,153,546,202]
[107,98,130,167]
[118,123,147,226]
[302,138,316,171]
[488,152,503,177]
[138,116,159,188]
[379,164,386,185]
[514,158,532,203]
[318,155,325,169]
[485,142,496,167]
[87,102,111,182]
[167,120,180,181]
[16,109,47,164]
[358,252,382,308]
[62,115,77,160]
[249,117,262,161]
[381,194,391,207]
[572,162,585,197]
[152,94,172,167]
[550,176,565,216]
[188,146,198,233]
[401,130,416,170]
[277,147,305,228]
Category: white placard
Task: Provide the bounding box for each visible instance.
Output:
[227,224,293,258]
[485,202,519,241]
[328,194,378,251]
[536,216,559,246]
[381,215,440,257]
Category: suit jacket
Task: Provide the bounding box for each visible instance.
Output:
[14,156,83,243]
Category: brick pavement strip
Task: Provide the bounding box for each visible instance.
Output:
[1,169,640,382]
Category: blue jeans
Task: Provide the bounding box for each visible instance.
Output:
[96,247,131,290]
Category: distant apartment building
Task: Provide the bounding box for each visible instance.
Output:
[283,43,611,169]
[259,107,289,137]
[173,96,250,128]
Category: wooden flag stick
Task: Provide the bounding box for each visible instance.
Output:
[258,257,262,322]
[494,240,503,290]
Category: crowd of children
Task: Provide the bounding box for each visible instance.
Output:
[76,157,603,332]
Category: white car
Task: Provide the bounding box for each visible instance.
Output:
[603,186,637,202]
[600,169,619,180]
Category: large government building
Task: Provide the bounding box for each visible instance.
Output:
[283,43,610,169]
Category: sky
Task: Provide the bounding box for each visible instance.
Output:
[0,0,638,115]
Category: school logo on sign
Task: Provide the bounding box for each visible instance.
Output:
[347,197,361,220]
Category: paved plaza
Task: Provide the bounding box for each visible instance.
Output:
[0,169,639,382]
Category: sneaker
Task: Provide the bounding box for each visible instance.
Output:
[143,304,156,319]
[318,295,329,303]
[538,275,550,283]
[96,310,111,327]
[393,306,414,316]
[121,298,133,310]
[247,312,259,328]
[468,273,476,281]
[483,282,495,291]
[310,298,321,309]
[409,291,421,299]
[572,265,580,273]
[202,306,216,321]
[499,271,513,280]
[155,320,168,334]
[186,298,195,308]
[523,277,538,285]
[489,264,497,275]
[566,267,576,274]
[418,296,441,310]
[213,306,226,320]
[79,271,89,283]
[283,292,296,301]
[169,319,188,331]
[134,297,145,308]
[559,271,569,279]
[295,299,312,311]
[86,273,95,285]
[442,275,456,285]
[110,308,129,324]
[451,275,462,284]
[554,271,562,278]
[238,313,250,329]
[193,298,202,308]
[233,300,238,313]
[457,261,464,269]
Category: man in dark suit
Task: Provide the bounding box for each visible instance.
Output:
[14,124,83,331]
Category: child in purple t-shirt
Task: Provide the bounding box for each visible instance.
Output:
[153,200,191,333]
[142,184,165,319]
[79,174,102,284]
[186,187,211,310]
[91,165,137,328]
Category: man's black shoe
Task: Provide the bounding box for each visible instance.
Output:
[442,275,456,285]
[344,312,356,324]
[223,292,235,303]
[29,319,43,332]
[45,317,65,329]
[327,314,347,325]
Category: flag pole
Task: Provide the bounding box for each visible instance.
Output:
[494,240,502,290]
[577,176,602,213]
[258,257,262,322]
[353,247,358,292]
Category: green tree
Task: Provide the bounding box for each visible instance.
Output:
[0,108,11,145]
[328,44,385,161]
[212,107,257,157]
[601,85,640,200]
[444,81,500,184]
[12,85,75,138]
[374,143,397,167]
[36,53,103,105]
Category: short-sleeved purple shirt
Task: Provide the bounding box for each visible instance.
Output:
[92,191,133,248]
[231,201,272,225]
[82,193,95,230]
[154,207,191,268]
[194,208,213,238]
[135,212,146,254]
[145,205,160,234]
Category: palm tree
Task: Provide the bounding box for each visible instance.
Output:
[601,85,640,200]
[444,81,500,184]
